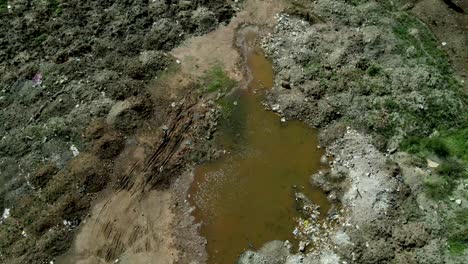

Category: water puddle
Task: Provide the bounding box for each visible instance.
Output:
[189,27,330,264]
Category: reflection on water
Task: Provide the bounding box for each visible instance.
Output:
[189,27,330,264]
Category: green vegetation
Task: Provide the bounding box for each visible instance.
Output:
[447,209,468,255]
[48,0,62,16]
[200,66,237,93]
[366,64,382,77]
[34,34,47,45]
[392,13,451,74]
[402,129,467,199]
[401,128,468,162]
[0,0,7,11]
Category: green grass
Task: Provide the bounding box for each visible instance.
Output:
[448,209,468,255]
[34,34,47,45]
[367,64,383,77]
[401,128,468,162]
[201,66,237,93]
[48,0,62,16]
[392,12,452,75]
[402,129,467,199]
[0,0,7,11]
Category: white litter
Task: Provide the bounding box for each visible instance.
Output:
[70,145,80,157]
[1,208,10,223]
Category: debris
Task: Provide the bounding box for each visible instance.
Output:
[32,73,43,86]
[298,241,308,252]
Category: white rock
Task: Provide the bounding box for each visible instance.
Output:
[442,42,447,46]
[455,199,462,205]
[427,159,440,168]
[281,117,286,123]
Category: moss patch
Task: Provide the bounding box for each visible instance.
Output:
[200,66,237,93]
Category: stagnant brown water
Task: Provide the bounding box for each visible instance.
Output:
[189,28,330,264]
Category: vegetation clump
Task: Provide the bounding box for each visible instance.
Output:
[200,66,237,93]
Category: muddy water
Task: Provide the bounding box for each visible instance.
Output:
[189,28,330,264]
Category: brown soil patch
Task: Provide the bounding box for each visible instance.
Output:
[149,0,286,100]
[56,189,176,264]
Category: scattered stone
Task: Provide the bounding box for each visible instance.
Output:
[280,117,286,122]
[455,199,462,205]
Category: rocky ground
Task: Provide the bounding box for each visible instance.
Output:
[239,0,467,263]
